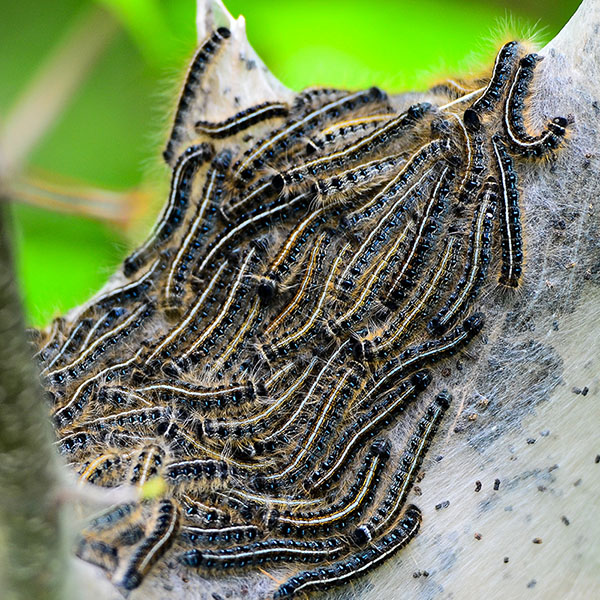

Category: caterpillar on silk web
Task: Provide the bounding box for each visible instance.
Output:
[30,16,570,599]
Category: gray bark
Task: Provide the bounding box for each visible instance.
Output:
[0,202,71,600]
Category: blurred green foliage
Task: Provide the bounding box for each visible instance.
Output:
[0,0,580,326]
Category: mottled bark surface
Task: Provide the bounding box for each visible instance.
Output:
[0,202,70,600]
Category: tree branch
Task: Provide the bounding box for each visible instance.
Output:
[0,200,71,600]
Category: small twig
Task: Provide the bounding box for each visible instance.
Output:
[11,172,147,228]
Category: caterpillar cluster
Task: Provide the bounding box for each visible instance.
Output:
[32,30,570,599]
